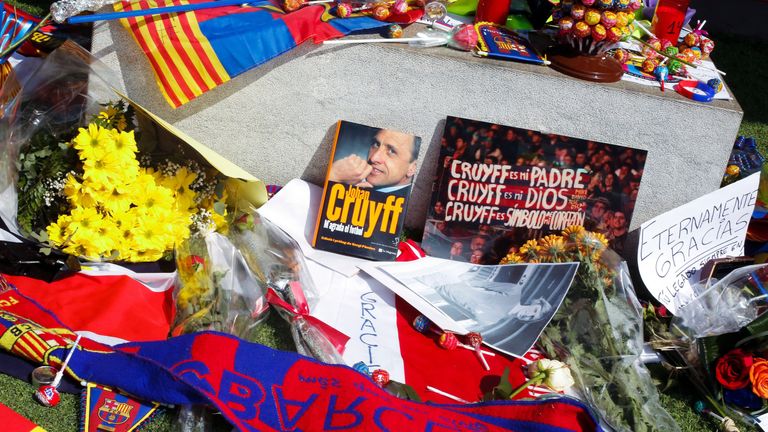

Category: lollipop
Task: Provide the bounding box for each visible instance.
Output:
[700,38,715,57]
[690,46,702,60]
[606,26,622,43]
[572,21,591,39]
[642,45,659,59]
[681,48,696,63]
[35,385,61,407]
[558,17,575,37]
[600,11,617,28]
[371,369,390,387]
[647,38,662,50]
[388,24,403,38]
[642,58,659,73]
[597,0,614,9]
[392,0,407,14]
[438,332,459,350]
[570,4,586,21]
[590,23,607,52]
[584,9,601,26]
[613,48,631,63]
[353,361,371,375]
[615,0,630,9]
[283,0,305,12]
[654,64,669,91]
[371,4,390,20]
[668,58,684,74]
[448,23,478,51]
[684,32,700,47]
[660,39,674,51]
[664,46,678,57]
[628,0,642,11]
[707,78,723,93]
[615,11,629,28]
[337,2,353,17]
[466,332,490,371]
[624,9,634,23]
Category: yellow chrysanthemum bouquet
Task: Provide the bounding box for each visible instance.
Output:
[21,101,229,262]
[504,226,678,432]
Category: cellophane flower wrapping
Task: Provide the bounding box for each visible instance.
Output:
[674,264,768,338]
[502,227,680,432]
[0,41,235,263]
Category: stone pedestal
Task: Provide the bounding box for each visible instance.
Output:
[90,19,743,231]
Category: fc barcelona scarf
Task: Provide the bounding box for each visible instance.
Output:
[0,277,601,432]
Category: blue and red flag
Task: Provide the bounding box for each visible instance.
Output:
[117,0,418,108]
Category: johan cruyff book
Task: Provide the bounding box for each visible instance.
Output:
[422,116,647,263]
[313,121,421,260]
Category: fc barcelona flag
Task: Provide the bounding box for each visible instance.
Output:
[117,0,415,108]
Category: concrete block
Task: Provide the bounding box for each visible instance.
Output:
[90,18,743,231]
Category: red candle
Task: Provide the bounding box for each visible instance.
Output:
[651,0,690,44]
[475,0,511,26]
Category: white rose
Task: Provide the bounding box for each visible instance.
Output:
[527,359,574,393]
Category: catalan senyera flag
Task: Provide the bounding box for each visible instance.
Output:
[117,1,413,108]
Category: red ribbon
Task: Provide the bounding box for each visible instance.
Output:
[266,283,349,355]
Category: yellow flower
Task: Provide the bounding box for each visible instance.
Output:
[538,235,567,262]
[63,175,98,208]
[133,184,175,217]
[500,253,523,264]
[72,124,115,161]
[46,216,72,246]
[82,147,123,190]
[112,130,138,160]
[561,225,585,242]
[519,239,540,261]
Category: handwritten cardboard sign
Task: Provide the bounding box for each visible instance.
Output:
[638,173,759,314]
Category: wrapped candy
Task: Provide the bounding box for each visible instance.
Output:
[283,0,304,12]
[642,58,659,73]
[690,46,702,60]
[700,37,715,57]
[387,24,403,38]
[372,369,391,387]
[642,45,659,59]
[439,332,459,350]
[392,0,407,14]
[615,11,629,28]
[684,32,700,47]
[353,361,371,375]
[606,26,622,43]
[660,39,674,51]
[582,0,596,6]
[664,46,679,57]
[613,48,631,63]
[585,8,601,26]
[628,0,642,10]
[707,78,723,93]
[654,64,668,91]
[372,4,390,20]
[572,21,591,39]
[600,11,617,28]
[647,37,662,50]
[571,4,586,21]
[559,16,575,36]
[668,58,684,74]
[597,0,614,9]
[680,48,696,63]
[337,2,353,17]
[448,24,478,51]
[591,23,607,42]
[615,0,630,9]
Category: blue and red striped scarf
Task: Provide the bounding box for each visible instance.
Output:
[0,276,601,432]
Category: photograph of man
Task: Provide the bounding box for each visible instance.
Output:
[328,124,422,194]
[388,260,578,356]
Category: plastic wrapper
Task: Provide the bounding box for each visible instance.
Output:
[228,209,345,363]
[674,264,768,338]
[50,0,115,23]
[503,228,680,432]
[172,232,269,338]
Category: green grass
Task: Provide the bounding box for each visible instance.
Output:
[2,2,768,430]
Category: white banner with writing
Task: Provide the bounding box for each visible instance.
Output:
[637,173,759,314]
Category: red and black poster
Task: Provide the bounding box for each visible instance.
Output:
[422,116,647,263]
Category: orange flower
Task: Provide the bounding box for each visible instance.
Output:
[749,358,768,398]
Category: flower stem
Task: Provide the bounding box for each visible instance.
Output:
[508,373,544,400]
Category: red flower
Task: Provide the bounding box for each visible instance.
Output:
[716,349,754,390]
